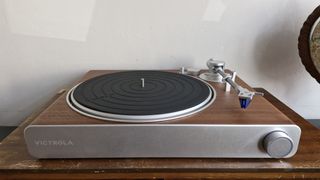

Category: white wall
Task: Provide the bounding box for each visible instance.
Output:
[0,0,320,126]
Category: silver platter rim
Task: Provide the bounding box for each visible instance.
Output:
[66,75,216,123]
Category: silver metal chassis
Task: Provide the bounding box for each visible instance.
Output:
[24,124,301,159]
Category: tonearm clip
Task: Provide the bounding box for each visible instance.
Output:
[199,59,264,109]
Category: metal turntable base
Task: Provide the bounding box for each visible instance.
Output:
[68,71,215,123]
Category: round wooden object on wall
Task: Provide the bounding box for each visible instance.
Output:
[299,5,320,83]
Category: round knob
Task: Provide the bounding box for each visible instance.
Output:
[263,131,293,158]
[206,59,225,70]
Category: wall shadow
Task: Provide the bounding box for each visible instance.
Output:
[252,26,303,97]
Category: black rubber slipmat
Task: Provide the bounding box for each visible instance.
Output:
[72,71,212,116]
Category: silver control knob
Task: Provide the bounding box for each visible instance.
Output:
[263,131,294,158]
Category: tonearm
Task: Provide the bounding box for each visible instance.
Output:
[199,59,264,109]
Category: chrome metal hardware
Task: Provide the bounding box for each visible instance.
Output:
[200,59,264,109]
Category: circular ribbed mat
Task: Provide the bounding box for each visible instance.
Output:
[68,71,215,123]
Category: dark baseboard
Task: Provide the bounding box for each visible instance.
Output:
[0,127,17,141]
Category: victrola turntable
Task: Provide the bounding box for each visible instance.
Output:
[24,60,301,159]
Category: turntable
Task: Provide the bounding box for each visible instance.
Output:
[24,60,301,159]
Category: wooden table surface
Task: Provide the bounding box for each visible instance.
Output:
[0,88,319,179]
